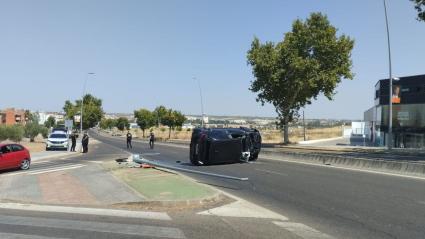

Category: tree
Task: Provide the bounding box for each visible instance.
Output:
[161,109,187,139]
[153,105,168,127]
[63,94,104,130]
[100,118,117,130]
[134,109,155,137]
[116,117,130,131]
[161,109,176,139]
[411,0,425,21]
[247,12,354,144]
[24,122,48,142]
[44,116,56,128]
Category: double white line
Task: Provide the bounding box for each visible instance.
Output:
[1,163,85,177]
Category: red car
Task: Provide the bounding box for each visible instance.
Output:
[0,143,31,171]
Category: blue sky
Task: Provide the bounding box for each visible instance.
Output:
[0,0,423,119]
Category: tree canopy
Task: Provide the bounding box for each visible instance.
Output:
[63,94,104,130]
[134,109,155,137]
[247,12,354,143]
[411,0,425,21]
[116,117,130,131]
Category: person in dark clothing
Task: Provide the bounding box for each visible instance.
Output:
[70,132,77,152]
[126,131,132,149]
[149,132,155,149]
[82,132,89,153]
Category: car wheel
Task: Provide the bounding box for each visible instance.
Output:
[249,152,259,161]
[20,159,30,170]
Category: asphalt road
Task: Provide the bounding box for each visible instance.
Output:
[92,130,425,239]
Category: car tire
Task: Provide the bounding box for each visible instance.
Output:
[249,152,259,161]
[20,159,30,170]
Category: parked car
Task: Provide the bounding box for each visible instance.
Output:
[189,127,262,166]
[46,132,69,151]
[0,144,31,171]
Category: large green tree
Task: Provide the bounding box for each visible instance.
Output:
[411,0,425,21]
[99,118,117,130]
[134,109,155,137]
[63,94,104,130]
[247,12,354,144]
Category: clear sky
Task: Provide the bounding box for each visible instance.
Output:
[0,0,423,119]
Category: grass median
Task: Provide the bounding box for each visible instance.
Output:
[102,161,217,202]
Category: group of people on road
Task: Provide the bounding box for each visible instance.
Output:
[69,131,89,153]
[126,131,155,149]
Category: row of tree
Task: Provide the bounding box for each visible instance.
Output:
[99,106,187,139]
[134,106,186,138]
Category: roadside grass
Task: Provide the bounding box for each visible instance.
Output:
[109,126,346,144]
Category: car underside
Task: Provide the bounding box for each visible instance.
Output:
[189,127,262,166]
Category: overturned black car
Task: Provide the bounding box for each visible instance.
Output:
[189,127,262,166]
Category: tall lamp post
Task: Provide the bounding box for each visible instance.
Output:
[193,77,205,127]
[80,72,95,133]
[383,0,393,149]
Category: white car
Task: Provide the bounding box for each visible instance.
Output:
[46,132,69,151]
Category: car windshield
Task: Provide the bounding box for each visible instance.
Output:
[50,134,67,139]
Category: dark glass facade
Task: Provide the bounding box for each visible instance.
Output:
[369,74,425,148]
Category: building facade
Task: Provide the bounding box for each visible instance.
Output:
[364,74,425,148]
[0,108,27,125]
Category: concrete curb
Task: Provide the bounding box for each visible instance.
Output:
[260,150,425,177]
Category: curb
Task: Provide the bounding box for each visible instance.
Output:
[260,150,425,178]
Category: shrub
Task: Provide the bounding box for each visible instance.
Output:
[0,125,7,141]
[7,125,25,142]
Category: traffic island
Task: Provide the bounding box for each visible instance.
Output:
[102,161,232,212]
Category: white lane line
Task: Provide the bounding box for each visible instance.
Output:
[0,215,184,238]
[0,232,67,239]
[31,160,51,165]
[29,165,85,175]
[273,221,334,239]
[261,156,425,181]
[198,200,288,221]
[255,168,288,177]
[0,203,172,221]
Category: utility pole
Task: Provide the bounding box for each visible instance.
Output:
[303,111,306,141]
[193,77,205,127]
[80,72,95,133]
[383,0,393,149]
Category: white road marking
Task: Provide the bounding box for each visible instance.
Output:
[273,221,335,239]
[0,203,172,221]
[29,164,85,175]
[0,215,184,238]
[0,232,68,239]
[262,156,425,181]
[198,200,288,221]
[31,160,50,165]
[255,168,288,176]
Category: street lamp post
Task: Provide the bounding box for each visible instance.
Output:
[193,77,205,127]
[80,72,95,133]
[383,0,393,149]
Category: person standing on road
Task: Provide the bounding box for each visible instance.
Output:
[82,132,89,153]
[126,131,132,149]
[70,132,77,152]
[149,132,155,149]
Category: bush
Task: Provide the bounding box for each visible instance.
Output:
[0,125,7,141]
[7,125,25,142]
[186,128,191,132]
[25,123,49,142]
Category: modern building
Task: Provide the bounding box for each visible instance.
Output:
[0,108,27,125]
[364,74,425,148]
